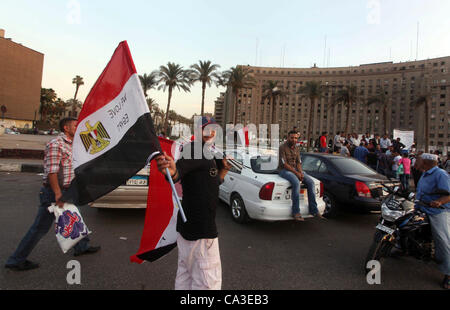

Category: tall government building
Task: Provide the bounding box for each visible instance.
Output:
[216,57,450,154]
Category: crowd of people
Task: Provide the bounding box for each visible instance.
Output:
[312,131,450,190]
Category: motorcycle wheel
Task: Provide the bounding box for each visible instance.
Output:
[364,230,393,273]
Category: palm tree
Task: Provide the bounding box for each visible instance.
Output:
[297,81,325,151]
[332,85,359,136]
[157,63,191,135]
[261,80,289,139]
[146,98,158,114]
[40,88,57,122]
[190,60,221,116]
[415,93,431,152]
[222,66,255,124]
[367,92,389,135]
[139,71,159,98]
[72,75,84,117]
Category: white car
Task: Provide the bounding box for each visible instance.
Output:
[91,165,150,209]
[219,148,326,223]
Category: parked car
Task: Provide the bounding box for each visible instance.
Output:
[300,153,401,217]
[219,148,325,223]
[5,127,20,135]
[91,165,150,209]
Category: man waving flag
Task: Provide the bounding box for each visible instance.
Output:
[63,41,161,205]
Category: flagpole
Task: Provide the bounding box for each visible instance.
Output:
[165,168,187,223]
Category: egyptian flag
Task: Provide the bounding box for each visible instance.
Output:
[130,137,182,263]
[63,41,161,205]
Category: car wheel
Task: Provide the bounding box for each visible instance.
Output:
[230,194,250,224]
[322,191,339,218]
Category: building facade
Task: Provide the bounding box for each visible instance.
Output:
[218,57,450,153]
[0,29,44,127]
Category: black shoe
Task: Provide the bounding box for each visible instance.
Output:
[74,246,101,257]
[5,260,39,271]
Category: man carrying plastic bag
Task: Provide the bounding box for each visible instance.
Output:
[5,118,100,271]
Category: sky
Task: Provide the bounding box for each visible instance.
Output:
[1,0,450,118]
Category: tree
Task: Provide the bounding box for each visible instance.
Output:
[262,80,289,139]
[157,62,191,135]
[332,85,359,136]
[139,71,159,98]
[189,60,221,116]
[40,88,57,122]
[71,75,84,117]
[297,81,325,151]
[367,92,389,135]
[222,66,255,124]
[415,93,431,152]
[146,98,158,114]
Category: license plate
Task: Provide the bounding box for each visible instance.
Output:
[126,176,148,186]
[376,224,395,235]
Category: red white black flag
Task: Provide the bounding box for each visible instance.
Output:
[63,41,161,205]
[130,137,182,263]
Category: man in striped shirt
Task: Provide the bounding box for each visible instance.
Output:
[5,118,100,271]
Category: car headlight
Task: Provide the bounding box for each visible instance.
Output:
[381,203,405,222]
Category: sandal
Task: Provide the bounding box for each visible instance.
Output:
[294,213,304,222]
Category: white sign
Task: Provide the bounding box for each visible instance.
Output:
[393,129,414,150]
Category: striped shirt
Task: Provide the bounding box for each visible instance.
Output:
[43,133,74,188]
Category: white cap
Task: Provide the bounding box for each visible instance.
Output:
[421,153,438,161]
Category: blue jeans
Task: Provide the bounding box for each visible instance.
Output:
[428,210,450,275]
[6,187,90,265]
[279,169,319,216]
[400,174,410,191]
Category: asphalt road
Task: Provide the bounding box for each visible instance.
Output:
[0,172,444,290]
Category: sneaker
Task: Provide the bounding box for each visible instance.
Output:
[5,260,39,271]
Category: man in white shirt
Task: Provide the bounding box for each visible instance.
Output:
[380,134,392,153]
[392,151,402,179]
[333,132,343,152]
[350,133,360,147]
[340,141,351,157]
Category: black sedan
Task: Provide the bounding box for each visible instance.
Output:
[300,153,400,218]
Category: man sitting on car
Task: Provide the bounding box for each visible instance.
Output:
[278,130,324,221]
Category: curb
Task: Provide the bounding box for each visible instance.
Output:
[0,163,44,173]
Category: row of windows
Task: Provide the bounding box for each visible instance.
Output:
[254,61,447,76]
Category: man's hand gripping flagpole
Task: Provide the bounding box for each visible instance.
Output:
[153,151,187,223]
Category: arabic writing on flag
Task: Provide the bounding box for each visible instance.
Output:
[62,41,161,205]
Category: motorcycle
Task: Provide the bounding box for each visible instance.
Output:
[364,185,447,273]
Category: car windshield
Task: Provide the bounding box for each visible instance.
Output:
[329,157,377,175]
[250,155,279,174]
